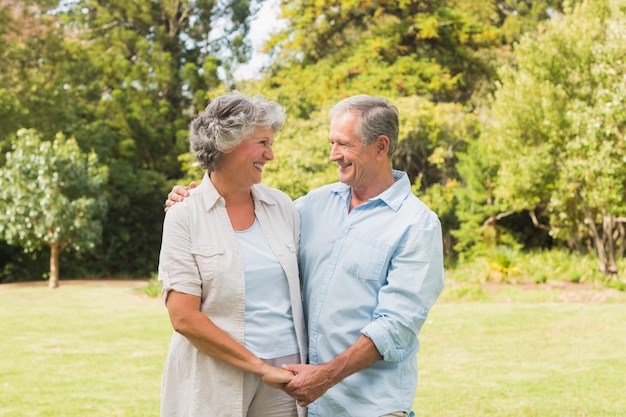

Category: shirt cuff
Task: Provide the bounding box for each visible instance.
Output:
[361,322,402,363]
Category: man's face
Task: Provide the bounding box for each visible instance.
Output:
[328,111,379,189]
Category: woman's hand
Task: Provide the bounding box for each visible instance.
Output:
[260,364,295,389]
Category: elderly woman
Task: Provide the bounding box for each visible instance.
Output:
[158,92,307,417]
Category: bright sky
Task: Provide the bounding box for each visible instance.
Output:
[233,0,284,80]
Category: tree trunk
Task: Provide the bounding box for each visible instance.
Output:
[49,242,60,289]
[603,215,618,277]
[585,208,620,279]
[602,214,619,278]
[617,220,626,259]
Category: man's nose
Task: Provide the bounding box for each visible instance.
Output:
[329,143,339,161]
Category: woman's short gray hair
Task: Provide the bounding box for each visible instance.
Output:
[189,92,286,172]
[329,94,399,156]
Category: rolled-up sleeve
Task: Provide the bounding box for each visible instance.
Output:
[361,214,445,362]
[158,205,202,303]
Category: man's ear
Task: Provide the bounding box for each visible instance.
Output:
[376,135,390,156]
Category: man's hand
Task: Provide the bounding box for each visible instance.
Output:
[282,363,335,408]
[164,181,198,212]
[281,336,382,407]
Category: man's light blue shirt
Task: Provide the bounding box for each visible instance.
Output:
[295,170,445,417]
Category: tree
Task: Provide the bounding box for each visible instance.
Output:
[0,1,98,154]
[487,0,626,277]
[0,129,108,288]
[450,132,523,260]
[251,1,584,264]
[391,96,480,259]
[258,0,578,118]
[55,0,260,175]
[0,0,263,280]
[55,0,259,277]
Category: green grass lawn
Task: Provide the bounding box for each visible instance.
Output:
[1,281,625,417]
[0,281,171,417]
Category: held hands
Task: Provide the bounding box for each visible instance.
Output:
[281,363,334,408]
[260,364,296,390]
[164,181,198,212]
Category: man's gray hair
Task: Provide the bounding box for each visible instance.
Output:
[189,91,285,172]
[329,94,399,156]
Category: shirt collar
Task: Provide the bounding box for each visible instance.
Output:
[196,172,276,211]
[329,170,411,212]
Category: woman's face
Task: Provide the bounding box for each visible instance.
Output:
[219,126,275,187]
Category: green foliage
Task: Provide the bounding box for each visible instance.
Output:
[93,162,168,277]
[0,240,48,283]
[487,0,626,277]
[138,273,163,298]
[0,0,264,280]
[263,108,338,199]
[2,0,620,280]
[261,0,578,117]
[0,129,108,282]
[176,152,206,187]
[263,0,494,115]
[0,129,108,251]
[449,248,625,287]
[484,246,523,283]
[607,278,626,292]
[263,95,479,207]
[451,132,509,258]
[389,96,481,258]
[0,3,100,148]
[393,97,477,190]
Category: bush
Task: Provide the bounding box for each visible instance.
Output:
[448,248,625,288]
[138,274,163,298]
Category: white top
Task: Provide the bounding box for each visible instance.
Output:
[158,173,307,417]
[236,218,299,358]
